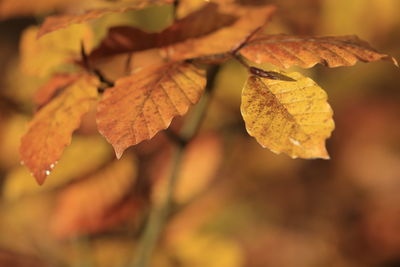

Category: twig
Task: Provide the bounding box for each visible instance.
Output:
[131,65,220,267]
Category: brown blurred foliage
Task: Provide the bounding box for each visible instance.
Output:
[0,0,399,266]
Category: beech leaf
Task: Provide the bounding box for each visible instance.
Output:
[241,71,334,159]
[20,75,99,185]
[89,3,236,59]
[51,155,138,238]
[34,73,80,109]
[96,62,206,158]
[240,34,398,68]
[37,0,173,38]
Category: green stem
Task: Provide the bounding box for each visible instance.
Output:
[131,65,220,267]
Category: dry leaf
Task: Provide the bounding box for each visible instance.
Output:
[34,73,81,108]
[20,25,93,77]
[240,34,398,68]
[20,75,99,185]
[50,155,138,238]
[152,133,223,205]
[89,3,236,59]
[96,62,206,158]
[241,71,334,159]
[167,4,276,61]
[37,0,173,38]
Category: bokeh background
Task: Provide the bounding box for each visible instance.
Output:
[0,0,400,266]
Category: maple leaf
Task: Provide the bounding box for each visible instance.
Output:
[241,71,334,159]
[50,155,139,238]
[96,62,206,158]
[239,34,399,68]
[20,75,99,184]
[37,0,174,38]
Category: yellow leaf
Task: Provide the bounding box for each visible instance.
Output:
[20,75,99,185]
[240,34,398,68]
[37,0,174,37]
[241,71,334,159]
[20,25,93,77]
[96,62,206,158]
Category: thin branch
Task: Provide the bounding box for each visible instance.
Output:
[131,65,220,267]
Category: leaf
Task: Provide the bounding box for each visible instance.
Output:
[20,75,99,185]
[0,0,70,19]
[167,4,276,61]
[50,155,139,238]
[96,62,206,158]
[241,71,334,159]
[240,34,399,68]
[5,136,112,201]
[34,73,80,109]
[20,25,93,77]
[89,3,236,59]
[37,0,174,38]
[152,133,223,205]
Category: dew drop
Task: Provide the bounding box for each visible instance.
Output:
[289,138,301,147]
[50,163,55,169]
[45,170,51,176]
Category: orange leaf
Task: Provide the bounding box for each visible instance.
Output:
[89,3,236,59]
[96,62,206,158]
[240,34,398,68]
[34,73,80,109]
[89,4,275,63]
[20,74,99,185]
[167,4,276,61]
[37,0,173,38]
[50,155,139,238]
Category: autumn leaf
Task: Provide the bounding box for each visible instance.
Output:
[96,62,206,158]
[89,4,275,63]
[241,71,334,159]
[20,25,93,77]
[152,133,223,205]
[239,34,399,68]
[0,0,71,19]
[89,3,236,59]
[37,0,174,38]
[20,75,99,185]
[50,155,139,238]
[34,73,80,108]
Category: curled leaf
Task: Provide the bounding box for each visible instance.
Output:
[241,71,334,159]
[96,62,206,158]
[240,34,398,68]
[20,75,99,184]
[89,3,236,59]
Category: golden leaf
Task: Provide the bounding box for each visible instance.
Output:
[20,75,99,185]
[240,34,398,68]
[37,0,174,38]
[50,154,138,238]
[96,62,206,158]
[241,71,334,159]
[20,25,93,77]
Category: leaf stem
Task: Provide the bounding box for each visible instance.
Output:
[131,65,220,267]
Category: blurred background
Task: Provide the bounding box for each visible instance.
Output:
[0,0,399,266]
